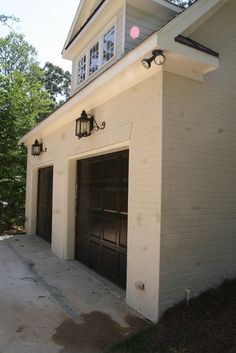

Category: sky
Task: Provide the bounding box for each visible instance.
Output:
[0,0,80,72]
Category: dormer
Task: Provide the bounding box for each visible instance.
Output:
[62,0,181,96]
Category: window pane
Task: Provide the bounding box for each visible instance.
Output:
[103,26,115,65]
[77,55,86,85]
[89,42,99,76]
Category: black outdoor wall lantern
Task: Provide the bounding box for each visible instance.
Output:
[75,110,106,139]
[31,139,47,157]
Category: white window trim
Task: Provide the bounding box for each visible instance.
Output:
[77,53,87,86]
[75,17,117,87]
[102,25,116,67]
[88,40,100,78]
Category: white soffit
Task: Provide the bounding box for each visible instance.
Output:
[127,0,182,19]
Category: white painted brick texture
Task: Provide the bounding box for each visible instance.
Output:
[25,73,163,322]
[159,0,236,313]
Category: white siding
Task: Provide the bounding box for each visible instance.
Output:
[159,0,236,314]
[125,5,165,54]
[25,72,163,322]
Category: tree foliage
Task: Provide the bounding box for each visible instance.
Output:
[0,32,70,229]
[0,14,19,27]
[43,62,71,107]
[0,32,38,75]
[170,0,196,7]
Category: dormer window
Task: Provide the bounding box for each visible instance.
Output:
[76,20,116,88]
[103,26,115,64]
[77,54,87,85]
[89,42,99,76]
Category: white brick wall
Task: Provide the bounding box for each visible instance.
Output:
[159,0,236,313]
[25,72,163,322]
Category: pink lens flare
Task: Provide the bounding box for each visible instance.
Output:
[130,26,140,39]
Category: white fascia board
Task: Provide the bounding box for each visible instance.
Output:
[19,33,158,145]
[158,0,229,38]
[62,0,86,52]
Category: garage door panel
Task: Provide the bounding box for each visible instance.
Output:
[89,241,101,271]
[102,246,118,278]
[103,188,119,212]
[90,214,102,238]
[119,217,128,248]
[120,189,128,214]
[77,211,89,229]
[90,188,103,209]
[76,150,128,288]
[103,215,119,244]
[119,253,127,286]
[78,161,90,186]
[78,187,90,208]
[121,154,129,186]
[76,235,89,264]
[104,157,119,183]
[91,160,103,181]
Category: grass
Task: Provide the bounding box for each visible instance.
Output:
[106,278,236,353]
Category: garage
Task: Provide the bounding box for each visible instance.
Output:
[37,166,53,243]
[76,150,128,288]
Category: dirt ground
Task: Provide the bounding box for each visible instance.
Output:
[107,278,236,353]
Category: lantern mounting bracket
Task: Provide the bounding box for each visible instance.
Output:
[93,117,106,132]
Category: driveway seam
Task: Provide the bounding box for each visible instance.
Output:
[5,241,83,324]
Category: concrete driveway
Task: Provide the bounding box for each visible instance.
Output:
[0,234,148,353]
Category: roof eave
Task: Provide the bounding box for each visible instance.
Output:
[19,34,220,145]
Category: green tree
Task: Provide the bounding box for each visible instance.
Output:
[0,32,37,75]
[43,61,71,108]
[170,0,196,7]
[0,14,19,26]
[0,32,52,230]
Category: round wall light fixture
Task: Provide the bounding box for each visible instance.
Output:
[141,49,166,69]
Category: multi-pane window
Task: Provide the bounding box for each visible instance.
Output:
[77,55,86,85]
[89,42,99,76]
[76,23,116,87]
[103,26,115,65]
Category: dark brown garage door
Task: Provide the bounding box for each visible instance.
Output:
[37,166,53,243]
[76,150,128,288]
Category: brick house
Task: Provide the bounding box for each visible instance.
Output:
[20,0,236,322]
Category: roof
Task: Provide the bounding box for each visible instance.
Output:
[64,0,182,53]
[64,0,106,51]
[175,35,219,57]
[20,0,224,145]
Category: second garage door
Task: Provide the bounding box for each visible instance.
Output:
[76,150,128,288]
[37,166,53,243]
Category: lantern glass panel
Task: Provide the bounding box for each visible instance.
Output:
[76,119,80,136]
[82,120,90,135]
[35,146,41,155]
